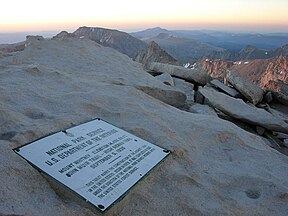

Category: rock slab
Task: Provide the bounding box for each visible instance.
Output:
[189,104,218,117]
[199,86,288,133]
[210,79,241,98]
[147,62,211,85]
[226,70,264,104]
[173,77,194,106]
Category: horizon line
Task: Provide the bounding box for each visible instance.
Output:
[1,26,288,34]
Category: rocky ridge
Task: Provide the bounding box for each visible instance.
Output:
[198,55,288,94]
[0,36,288,216]
[208,44,288,61]
[132,27,288,61]
[73,26,147,59]
[0,41,25,54]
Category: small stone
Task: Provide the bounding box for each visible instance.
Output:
[155,72,175,86]
[245,189,261,199]
[256,126,265,136]
[26,64,41,73]
[275,132,288,140]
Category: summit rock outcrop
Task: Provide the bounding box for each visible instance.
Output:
[0,35,288,216]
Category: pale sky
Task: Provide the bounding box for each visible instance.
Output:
[0,0,288,33]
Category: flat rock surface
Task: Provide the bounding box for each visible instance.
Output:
[0,38,288,216]
[189,104,218,117]
[209,79,241,98]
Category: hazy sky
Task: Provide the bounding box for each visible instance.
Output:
[0,0,288,33]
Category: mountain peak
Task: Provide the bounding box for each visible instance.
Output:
[147,27,168,31]
[135,41,178,66]
[241,45,259,52]
[52,31,76,40]
[155,33,173,39]
[130,27,172,40]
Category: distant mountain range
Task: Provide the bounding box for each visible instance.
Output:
[208,44,288,61]
[131,27,288,50]
[0,27,148,59]
[135,32,224,61]
[131,27,288,61]
[133,28,288,94]
[1,26,288,63]
[0,31,58,44]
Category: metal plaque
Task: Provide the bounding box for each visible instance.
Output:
[14,119,169,211]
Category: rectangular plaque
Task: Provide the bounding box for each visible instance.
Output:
[14,119,169,211]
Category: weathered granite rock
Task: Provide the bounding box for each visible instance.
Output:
[199,86,288,133]
[189,104,218,117]
[256,126,266,135]
[264,91,273,103]
[147,62,211,85]
[195,89,204,104]
[275,132,288,140]
[136,85,186,108]
[25,35,45,47]
[272,91,288,105]
[226,70,264,104]
[266,106,288,123]
[263,132,284,150]
[155,72,174,86]
[209,79,241,98]
[1,37,288,216]
[173,77,194,106]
